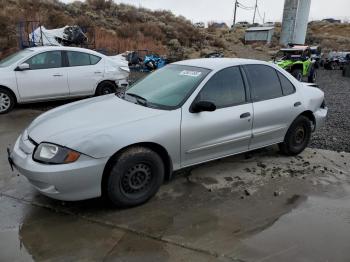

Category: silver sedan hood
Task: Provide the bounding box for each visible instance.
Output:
[28,95,165,147]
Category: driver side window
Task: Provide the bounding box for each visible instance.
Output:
[197,66,246,108]
[25,51,62,70]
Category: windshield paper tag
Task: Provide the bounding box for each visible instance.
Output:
[180,70,202,77]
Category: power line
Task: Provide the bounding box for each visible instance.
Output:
[232,0,265,27]
[256,6,264,23]
[237,2,255,10]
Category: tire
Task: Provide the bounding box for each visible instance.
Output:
[292,68,303,82]
[95,81,116,96]
[308,68,317,83]
[0,88,15,114]
[105,147,164,207]
[279,115,312,156]
[330,62,337,70]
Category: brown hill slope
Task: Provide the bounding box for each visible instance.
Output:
[0,0,349,60]
[0,0,269,59]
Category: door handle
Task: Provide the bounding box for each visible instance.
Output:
[240,112,251,119]
[53,74,63,77]
[94,71,102,74]
[294,102,302,107]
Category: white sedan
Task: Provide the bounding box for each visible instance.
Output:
[0,46,130,113]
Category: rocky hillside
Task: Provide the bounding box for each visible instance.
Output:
[0,0,349,60]
[0,0,269,60]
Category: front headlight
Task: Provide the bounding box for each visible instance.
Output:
[33,143,80,164]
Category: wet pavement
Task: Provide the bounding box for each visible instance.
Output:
[1,108,350,261]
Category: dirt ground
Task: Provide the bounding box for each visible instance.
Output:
[309,69,350,152]
[1,68,350,261]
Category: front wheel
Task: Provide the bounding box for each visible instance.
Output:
[279,115,312,156]
[105,147,164,207]
[0,88,15,114]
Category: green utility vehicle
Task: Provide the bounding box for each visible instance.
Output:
[274,45,317,83]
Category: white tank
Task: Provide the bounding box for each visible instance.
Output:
[280,0,311,46]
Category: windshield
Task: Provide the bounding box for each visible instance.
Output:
[0,49,33,68]
[125,64,210,109]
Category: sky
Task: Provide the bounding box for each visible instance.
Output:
[62,0,350,25]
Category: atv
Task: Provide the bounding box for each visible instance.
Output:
[274,45,317,83]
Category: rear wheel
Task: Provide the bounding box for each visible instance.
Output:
[0,88,15,114]
[330,62,338,70]
[279,115,312,156]
[308,68,317,83]
[96,81,116,96]
[105,147,164,207]
[292,68,303,82]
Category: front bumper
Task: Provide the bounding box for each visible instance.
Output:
[314,107,328,131]
[10,134,108,201]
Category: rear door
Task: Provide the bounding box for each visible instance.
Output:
[65,51,104,96]
[181,66,253,167]
[15,51,69,101]
[243,64,303,149]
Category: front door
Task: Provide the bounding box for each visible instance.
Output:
[181,66,253,167]
[15,51,69,101]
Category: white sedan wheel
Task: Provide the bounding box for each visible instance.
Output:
[0,92,11,113]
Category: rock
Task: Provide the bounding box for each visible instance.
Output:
[244,189,251,196]
[274,191,282,197]
[257,162,267,169]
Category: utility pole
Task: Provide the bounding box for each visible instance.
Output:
[232,0,238,29]
[252,0,258,24]
[263,12,266,24]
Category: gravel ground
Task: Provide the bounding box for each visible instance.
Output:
[17,69,350,152]
[309,69,350,152]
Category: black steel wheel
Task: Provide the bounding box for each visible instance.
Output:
[279,115,312,156]
[105,147,164,207]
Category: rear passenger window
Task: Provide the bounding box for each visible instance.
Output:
[67,52,91,66]
[198,66,246,108]
[90,55,101,65]
[277,71,295,95]
[244,65,283,101]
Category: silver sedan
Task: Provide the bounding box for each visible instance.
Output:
[9,58,327,207]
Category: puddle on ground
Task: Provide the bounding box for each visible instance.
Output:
[231,188,350,262]
[0,197,220,262]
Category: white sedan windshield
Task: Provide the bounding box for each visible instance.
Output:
[0,49,33,68]
[126,65,210,109]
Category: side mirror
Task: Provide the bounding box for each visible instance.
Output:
[15,63,30,71]
[191,101,216,113]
